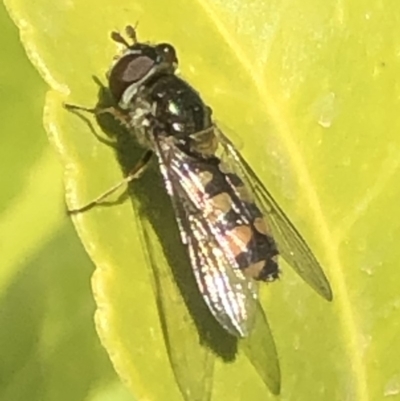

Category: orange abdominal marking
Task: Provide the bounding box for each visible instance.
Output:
[254,217,270,236]
[225,225,253,257]
[235,184,253,203]
[198,170,213,186]
[243,260,265,279]
[218,162,230,174]
[209,192,232,214]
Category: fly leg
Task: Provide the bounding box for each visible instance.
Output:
[68,150,153,214]
[66,100,131,119]
[65,103,131,127]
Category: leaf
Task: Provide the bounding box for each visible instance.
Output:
[0,4,135,400]
[0,0,60,295]
[0,222,126,401]
[4,0,400,400]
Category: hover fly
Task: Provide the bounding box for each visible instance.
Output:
[67,25,332,396]
[68,25,333,334]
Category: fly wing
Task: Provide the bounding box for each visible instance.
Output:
[139,217,214,401]
[216,128,333,301]
[153,138,260,338]
[185,211,258,338]
[187,218,281,394]
[152,136,280,394]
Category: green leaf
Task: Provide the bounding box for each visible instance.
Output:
[4,0,400,400]
[0,222,128,401]
[0,3,135,401]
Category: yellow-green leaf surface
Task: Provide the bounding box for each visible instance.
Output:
[0,3,135,401]
[4,0,400,400]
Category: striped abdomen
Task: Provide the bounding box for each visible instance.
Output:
[187,157,280,282]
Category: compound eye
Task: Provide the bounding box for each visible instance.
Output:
[157,43,178,66]
[121,55,154,82]
[109,54,155,101]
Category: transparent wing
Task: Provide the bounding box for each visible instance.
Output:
[186,213,281,394]
[139,212,214,401]
[184,209,259,338]
[174,184,281,394]
[154,139,259,337]
[152,137,281,394]
[241,302,281,395]
[217,128,333,301]
[153,139,281,394]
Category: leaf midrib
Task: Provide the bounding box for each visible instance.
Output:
[198,1,368,400]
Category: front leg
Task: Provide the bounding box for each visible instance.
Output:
[64,103,132,147]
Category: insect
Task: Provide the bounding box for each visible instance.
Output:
[67,25,332,397]
[67,26,332,401]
